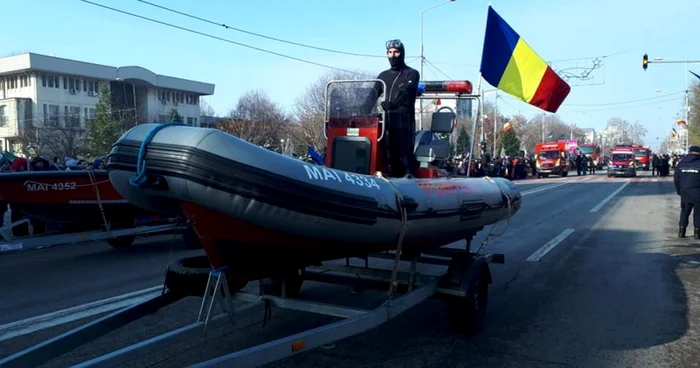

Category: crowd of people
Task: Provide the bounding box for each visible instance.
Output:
[0,155,107,172]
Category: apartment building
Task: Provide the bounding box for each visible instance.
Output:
[0,52,215,154]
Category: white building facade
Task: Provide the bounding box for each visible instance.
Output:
[0,53,215,154]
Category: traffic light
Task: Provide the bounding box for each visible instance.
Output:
[642,53,648,71]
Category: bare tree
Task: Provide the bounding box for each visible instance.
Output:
[219,89,288,147]
[688,81,700,145]
[599,117,648,146]
[17,123,88,159]
[287,69,374,151]
[200,97,217,117]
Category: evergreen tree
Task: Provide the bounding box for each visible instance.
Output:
[168,108,183,123]
[454,125,470,155]
[87,85,122,156]
[500,127,521,156]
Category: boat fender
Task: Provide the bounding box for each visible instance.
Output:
[129,122,185,188]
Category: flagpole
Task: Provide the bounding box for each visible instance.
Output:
[467,73,483,177]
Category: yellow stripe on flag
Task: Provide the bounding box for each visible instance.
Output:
[497,38,548,104]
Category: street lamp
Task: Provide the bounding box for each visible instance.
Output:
[419,0,457,130]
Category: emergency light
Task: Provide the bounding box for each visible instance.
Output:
[417,80,473,94]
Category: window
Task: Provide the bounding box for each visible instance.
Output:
[88,80,94,93]
[42,74,46,87]
[187,117,193,126]
[43,104,48,125]
[69,78,75,90]
[194,117,197,126]
[75,78,80,91]
[63,76,68,89]
[48,75,55,88]
[85,108,96,124]
[48,105,60,126]
[83,80,87,91]
[69,106,81,127]
[64,106,69,124]
[0,105,7,127]
[94,81,99,92]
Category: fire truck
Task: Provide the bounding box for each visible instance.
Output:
[608,145,637,177]
[632,145,651,170]
[535,142,570,178]
[578,143,602,169]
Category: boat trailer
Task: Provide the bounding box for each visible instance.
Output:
[0,233,504,368]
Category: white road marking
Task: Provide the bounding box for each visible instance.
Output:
[526,229,575,262]
[0,285,162,342]
[521,182,568,196]
[589,181,631,213]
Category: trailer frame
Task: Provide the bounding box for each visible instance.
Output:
[0,218,186,253]
[0,234,504,368]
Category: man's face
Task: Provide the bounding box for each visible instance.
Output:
[387,48,401,59]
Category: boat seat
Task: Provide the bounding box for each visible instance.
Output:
[413,109,455,166]
[414,131,451,165]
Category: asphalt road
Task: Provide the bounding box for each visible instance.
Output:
[2,169,697,368]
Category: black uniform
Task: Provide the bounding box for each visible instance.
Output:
[374,41,420,178]
[673,147,700,238]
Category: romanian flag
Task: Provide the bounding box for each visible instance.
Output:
[677,119,687,126]
[503,122,512,132]
[479,6,571,113]
[433,98,442,106]
[672,128,677,138]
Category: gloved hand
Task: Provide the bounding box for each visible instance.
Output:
[381,100,398,111]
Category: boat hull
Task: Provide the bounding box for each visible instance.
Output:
[0,170,161,229]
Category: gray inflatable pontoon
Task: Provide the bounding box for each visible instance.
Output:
[107,124,521,271]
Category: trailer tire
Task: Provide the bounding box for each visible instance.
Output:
[107,236,136,249]
[165,256,247,297]
[448,265,489,334]
[10,207,29,237]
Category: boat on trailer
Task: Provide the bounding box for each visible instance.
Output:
[1,79,522,368]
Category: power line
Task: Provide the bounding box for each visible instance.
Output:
[424,59,453,80]
[135,0,389,59]
[563,91,685,107]
[80,0,360,75]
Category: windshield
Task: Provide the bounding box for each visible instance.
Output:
[578,146,594,154]
[326,81,381,119]
[634,149,647,156]
[612,154,634,161]
[538,151,560,160]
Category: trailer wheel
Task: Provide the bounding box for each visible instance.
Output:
[107,236,136,249]
[182,225,202,249]
[448,266,489,334]
[10,207,29,237]
[165,256,247,297]
[260,270,304,298]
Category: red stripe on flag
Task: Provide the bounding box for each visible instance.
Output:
[530,67,571,113]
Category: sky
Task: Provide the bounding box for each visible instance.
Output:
[2,0,699,151]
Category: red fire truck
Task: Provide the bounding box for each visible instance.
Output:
[578,143,602,169]
[632,145,651,170]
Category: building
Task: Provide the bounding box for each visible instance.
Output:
[581,127,596,144]
[0,53,215,154]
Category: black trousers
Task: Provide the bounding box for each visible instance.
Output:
[385,116,416,178]
[680,202,700,228]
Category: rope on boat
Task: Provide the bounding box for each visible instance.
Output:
[88,168,110,231]
[476,176,513,253]
[375,171,409,301]
[130,122,184,188]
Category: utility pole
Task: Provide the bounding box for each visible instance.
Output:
[493,92,498,156]
[419,0,457,131]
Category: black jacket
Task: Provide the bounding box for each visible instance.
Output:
[674,154,700,203]
[374,66,420,130]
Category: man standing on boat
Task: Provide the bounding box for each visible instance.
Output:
[373,39,420,178]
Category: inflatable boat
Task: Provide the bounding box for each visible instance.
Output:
[0,170,164,236]
[108,125,521,280]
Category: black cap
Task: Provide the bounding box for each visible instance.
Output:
[690,146,700,154]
